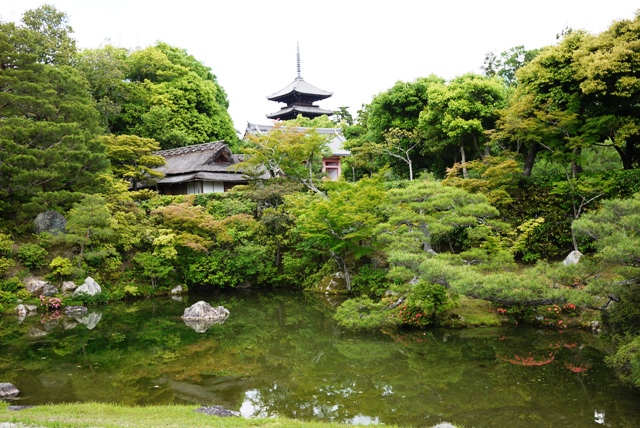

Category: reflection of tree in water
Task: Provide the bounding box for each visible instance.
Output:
[1,292,639,426]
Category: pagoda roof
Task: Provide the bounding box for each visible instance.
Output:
[267,77,333,102]
[266,105,335,120]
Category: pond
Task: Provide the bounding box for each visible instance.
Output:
[1,289,640,427]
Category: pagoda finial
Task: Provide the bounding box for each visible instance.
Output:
[296,41,302,80]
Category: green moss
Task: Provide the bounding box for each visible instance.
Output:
[439,296,503,327]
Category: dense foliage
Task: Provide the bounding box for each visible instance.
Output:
[2,6,640,391]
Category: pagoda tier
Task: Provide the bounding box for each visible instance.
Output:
[267,77,332,103]
[266,77,334,120]
[266,44,334,120]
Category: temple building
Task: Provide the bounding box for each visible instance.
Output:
[245,123,349,180]
[266,44,335,120]
[147,142,266,195]
[246,44,349,180]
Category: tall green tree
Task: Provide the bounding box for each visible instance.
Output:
[76,45,129,130]
[237,123,330,196]
[20,4,76,66]
[285,176,386,290]
[366,76,444,142]
[0,10,108,218]
[492,31,589,176]
[346,76,445,178]
[111,43,238,149]
[482,45,540,87]
[419,74,506,177]
[99,134,165,189]
[574,12,640,170]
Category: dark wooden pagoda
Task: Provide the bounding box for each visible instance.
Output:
[266,44,334,120]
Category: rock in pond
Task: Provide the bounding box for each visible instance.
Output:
[315,272,348,294]
[195,406,240,417]
[0,382,19,399]
[64,306,88,315]
[72,277,102,297]
[182,301,229,321]
[15,304,38,316]
[181,302,229,333]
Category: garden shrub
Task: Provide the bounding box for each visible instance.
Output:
[47,256,73,283]
[603,283,640,336]
[607,336,640,388]
[0,257,14,277]
[351,265,388,297]
[0,277,22,293]
[16,243,48,269]
[335,297,396,329]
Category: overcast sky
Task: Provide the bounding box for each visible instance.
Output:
[1,1,638,132]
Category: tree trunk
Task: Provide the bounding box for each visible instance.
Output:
[330,251,351,291]
[460,144,468,178]
[419,222,437,255]
[571,147,583,177]
[617,137,638,170]
[523,142,539,177]
[77,228,92,268]
[408,159,413,181]
[275,242,282,267]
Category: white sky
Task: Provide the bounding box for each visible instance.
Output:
[1,1,638,132]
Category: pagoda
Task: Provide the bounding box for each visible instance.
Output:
[266,44,334,120]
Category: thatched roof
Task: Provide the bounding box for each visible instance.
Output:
[154,141,260,185]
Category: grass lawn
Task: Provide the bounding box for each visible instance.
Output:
[0,402,398,428]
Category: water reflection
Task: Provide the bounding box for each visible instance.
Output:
[0,290,639,428]
[181,317,223,333]
[74,311,102,330]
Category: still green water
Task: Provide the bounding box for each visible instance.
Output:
[1,289,639,427]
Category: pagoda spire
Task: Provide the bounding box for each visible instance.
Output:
[296,41,302,80]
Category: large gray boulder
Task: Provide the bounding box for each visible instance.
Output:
[41,283,59,297]
[315,272,348,294]
[23,276,49,297]
[64,306,88,315]
[72,277,102,297]
[15,304,37,316]
[563,250,583,266]
[181,302,229,333]
[61,281,78,294]
[182,301,229,321]
[0,382,19,398]
[33,210,66,235]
